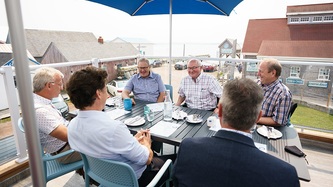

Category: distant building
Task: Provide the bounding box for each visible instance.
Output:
[242,3,333,99]
[0,44,38,110]
[5,29,139,83]
[218,38,241,59]
[112,37,154,56]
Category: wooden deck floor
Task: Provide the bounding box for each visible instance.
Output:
[7,141,333,187]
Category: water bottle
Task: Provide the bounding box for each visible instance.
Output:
[163,90,173,121]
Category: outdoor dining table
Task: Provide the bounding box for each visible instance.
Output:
[68,99,311,182]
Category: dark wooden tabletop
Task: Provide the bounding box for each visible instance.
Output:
[68,99,310,181]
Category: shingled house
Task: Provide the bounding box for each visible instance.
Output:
[242,3,333,99]
[6,29,139,83]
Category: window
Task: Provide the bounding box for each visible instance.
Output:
[290,66,300,78]
[318,68,330,80]
[290,17,299,23]
[300,17,310,22]
[324,15,333,21]
[313,16,322,22]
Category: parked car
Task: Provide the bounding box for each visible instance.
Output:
[202,62,217,72]
[52,94,69,119]
[152,60,163,67]
[107,79,129,97]
[174,61,187,70]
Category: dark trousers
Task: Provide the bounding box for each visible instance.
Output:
[138,153,177,187]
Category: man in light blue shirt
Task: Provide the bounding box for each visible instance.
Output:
[122,58,166,104]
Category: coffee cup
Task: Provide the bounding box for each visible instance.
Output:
[123,98,132,111]
[207,116,217,127]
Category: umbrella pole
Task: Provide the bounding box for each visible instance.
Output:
[168,0,172,85]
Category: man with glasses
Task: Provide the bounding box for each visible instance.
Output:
[122,58,166,104]
[32,67,81,164]
[175,58,222,112]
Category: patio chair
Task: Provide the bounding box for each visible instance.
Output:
[80,153,173,187]
[17,117,83,183]
[287,102,298,127]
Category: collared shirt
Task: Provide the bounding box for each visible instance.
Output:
[258,79,292,126]
[68,110,149,179]
[220,128,252,139]
[33,93,68,153]
[124,71,165,102]
[178,73,222,110]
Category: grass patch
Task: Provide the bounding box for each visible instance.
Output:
[291,105,333,131]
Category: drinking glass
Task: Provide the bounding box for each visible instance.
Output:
[146,110,155,123]
[114,96,122,108]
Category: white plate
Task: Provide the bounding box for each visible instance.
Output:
[256,126,283,139]
[124,116,145,127]
[186,114,203,124]
[172,111,187,120]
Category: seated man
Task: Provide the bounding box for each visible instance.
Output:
[66,67,176,186]
[122,58,166,105]
[32,67,81,164]
[257,58,292,126]
[172,78,300,187]
[175,58,222,112]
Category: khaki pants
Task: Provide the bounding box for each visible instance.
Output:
[55,144,82,164]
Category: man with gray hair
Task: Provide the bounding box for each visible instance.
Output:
[172,78,299,187]
[33,67,81,164]
[175,58,222,112]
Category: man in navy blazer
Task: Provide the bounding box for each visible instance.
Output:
[172,78,300,187]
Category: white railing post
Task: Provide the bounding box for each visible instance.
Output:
[2,66,28,163]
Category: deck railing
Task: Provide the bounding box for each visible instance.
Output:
[1,56,333,165]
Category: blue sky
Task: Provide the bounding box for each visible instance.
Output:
[1,0,332,45]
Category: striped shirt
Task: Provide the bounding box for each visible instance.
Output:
[178,73,222,110]
[258,79,292,126]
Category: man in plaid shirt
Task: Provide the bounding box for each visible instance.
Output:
[175,59,222,112]
[257,58,292,126]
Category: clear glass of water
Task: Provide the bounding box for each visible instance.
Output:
[114,96,122,108]
[146,110,155,123]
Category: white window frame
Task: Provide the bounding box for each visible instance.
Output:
[318,68,330,80]
[290,66,300,78]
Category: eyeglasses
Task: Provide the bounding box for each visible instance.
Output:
[50,81,63,87]
[188,66,200,70]
[138,66,149,70]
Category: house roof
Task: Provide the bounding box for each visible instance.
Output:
[24,29,97,57]
[242,18,333,56]
[0,44,36,66]
[287,3,333,14]
[257,40,333,59]
[45,42,138,62]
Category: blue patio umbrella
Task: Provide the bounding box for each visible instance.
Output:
[88,0,243,83]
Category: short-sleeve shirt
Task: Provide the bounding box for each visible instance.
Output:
[258,79,292,126]
[178,73,223,110]
[124,72,165,102]
[68,110,149,178]
[33,93,68,153]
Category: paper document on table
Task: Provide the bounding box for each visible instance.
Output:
[106,109,131,120]
[254,142,267,153]
[149,121,180,137]
[146,103,164,112]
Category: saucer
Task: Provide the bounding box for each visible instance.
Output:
[257,126,282,139]
[124,116,145,127]
[172,111,187,120]
[186,114,203,124]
